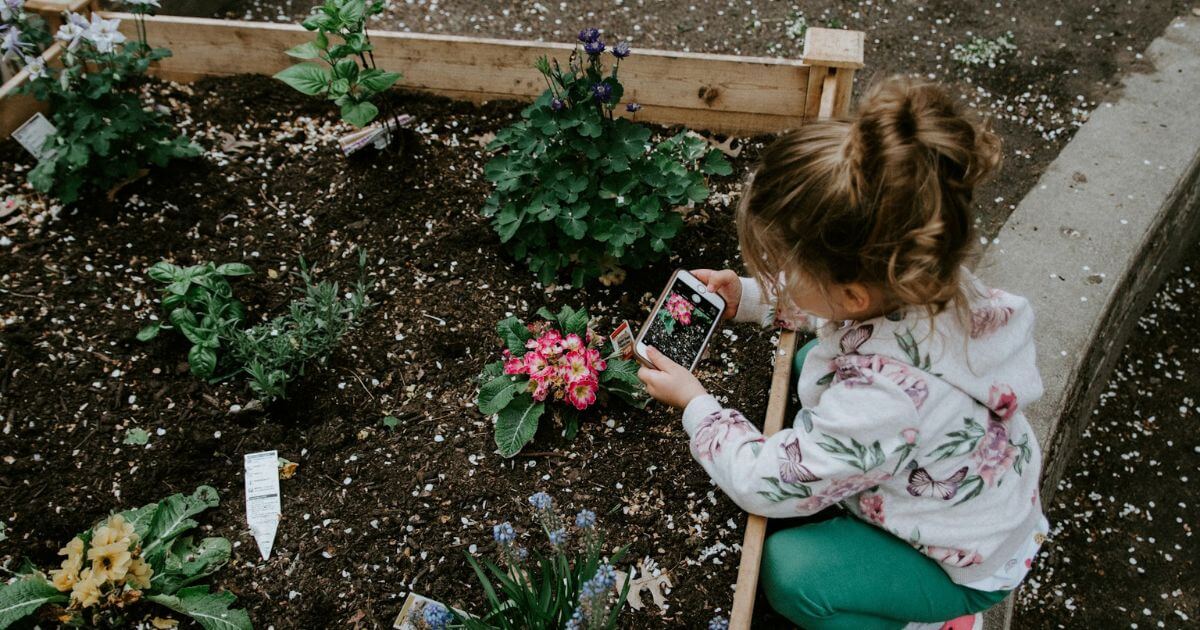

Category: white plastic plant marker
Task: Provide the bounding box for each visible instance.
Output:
[12,112,57,161]
[244,450,281,560]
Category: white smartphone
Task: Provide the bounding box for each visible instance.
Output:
[635,269,725,372]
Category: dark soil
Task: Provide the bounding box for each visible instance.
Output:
[198,0,1194,235]
[1013,248,1200,629]
[0,75,781,629]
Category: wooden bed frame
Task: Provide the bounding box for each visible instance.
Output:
[0,4,862,627]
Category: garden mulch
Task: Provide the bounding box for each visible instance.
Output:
[0,76,782,628]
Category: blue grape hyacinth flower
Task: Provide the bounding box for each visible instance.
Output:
[493,521,516,543]
[708,616,730,630]
[574,509,596,529]
[528,491,553,510]
[612,41,631,58]
[422,602,453,629]
[548,527,568,546]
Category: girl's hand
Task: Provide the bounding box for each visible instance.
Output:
[637,346,708,409]
[692,268,742,320]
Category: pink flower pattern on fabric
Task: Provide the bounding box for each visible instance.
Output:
[972,421,1017,487]
[970,289,1014,339]
[692,410,756,461]
[796,472,891,513]
[859,493,886,525]
[987,383,1018,421]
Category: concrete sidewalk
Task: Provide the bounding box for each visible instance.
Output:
[976,12,1200,630]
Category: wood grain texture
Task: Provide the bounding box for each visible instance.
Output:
[802,27,866,69]
[105,13,817,134]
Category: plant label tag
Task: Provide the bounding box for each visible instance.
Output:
[609,320,635,360]
[244,450,281,560]
[12,112,56,161]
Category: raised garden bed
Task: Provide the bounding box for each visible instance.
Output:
[0,8,863,626]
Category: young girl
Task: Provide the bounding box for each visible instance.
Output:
[637,77,1048,630]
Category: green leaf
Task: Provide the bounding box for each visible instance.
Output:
[124,428,150,445]
[147,261,179,283]
[284,40,325,60]
[147,586,252,630]
[274,63,331,96]
[381,415,399,430]
[358,68,402,93]
[188,345,217,378]
[0,575,68,628]
[496,317,533,355]
[341,99,379,127]
[477,375,523,415]
[141,487,221,563]
[332,58,359,81]
[215,263,253,277]
[494,394,544,457]
[701,149,733,175]
[137,321,162,341]
[151,537,232,596]
[558,306,589,338]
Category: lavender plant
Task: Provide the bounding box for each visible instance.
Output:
[482,27,732,286]
[275,0,402,129]
[454,492,630,629]
[19,5,199,204]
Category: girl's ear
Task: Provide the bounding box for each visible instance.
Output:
[838,282,874,316]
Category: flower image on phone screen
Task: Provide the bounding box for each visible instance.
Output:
[642,277,721,369]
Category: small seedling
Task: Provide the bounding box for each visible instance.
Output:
[381,415,400,431]
[951,32,1017,68]
[123,428,150,445]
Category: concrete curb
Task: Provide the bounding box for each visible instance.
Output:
[976,13,1200,630]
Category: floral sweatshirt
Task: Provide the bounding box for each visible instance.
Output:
[682,271,1048,587]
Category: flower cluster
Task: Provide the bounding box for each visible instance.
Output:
[565,563,618,630]
[0,0,50,77]
[569,27,636,113]
[421,601,454,629]
[665,292,696,325]
[502,326,607,410]
[55,12,125,53]
[48,514,153,610]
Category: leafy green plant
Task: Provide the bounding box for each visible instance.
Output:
[139,251,373,400]
[450,492,628,629]
[21,7,199,204]
[482,27,731,286]
[274,0,402,128]
[0,0,53,79]
[0,486,250,630]
[476,305,643,457]
[951,32,1016,68]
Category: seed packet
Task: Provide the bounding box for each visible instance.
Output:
[609,320,635,360]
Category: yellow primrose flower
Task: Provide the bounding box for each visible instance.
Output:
[87,540,132,583]
[127,557,153,589]
[93,514,136,547]
[70,568,103,609]
[49,537,86,591]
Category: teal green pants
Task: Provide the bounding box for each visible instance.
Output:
[767,340,1007,629]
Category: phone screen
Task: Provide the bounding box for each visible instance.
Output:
[642,277,722,369]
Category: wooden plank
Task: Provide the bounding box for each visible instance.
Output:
[803,65,828,120]
[25,0,89,30]
[832,67,856,117]
[0,42,63,138]
[728,330,798,629]
[802,27,866,69]
[106,12,813,134]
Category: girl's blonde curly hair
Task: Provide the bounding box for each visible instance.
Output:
[737,76,1001,320]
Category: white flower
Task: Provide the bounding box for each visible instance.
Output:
[84,13,125,54]
[0,26,23,57]
[25,54,46,78]
[1,0,25,23]
[54,13,89,51]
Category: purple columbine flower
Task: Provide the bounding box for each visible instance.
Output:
[591,82,612,103]
[626,103,641,113]
[584,39,605,56]
[612,41,631,58]
[550,97,565,111]
[577,27,600,43]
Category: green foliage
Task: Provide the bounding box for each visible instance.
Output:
[950,32,1016,68]
[22,11,199,204]
[0,487,249,630]
[140,251,374,400]
[476,305,644,457]
[482,35,731,286]
[275,0,402,128]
